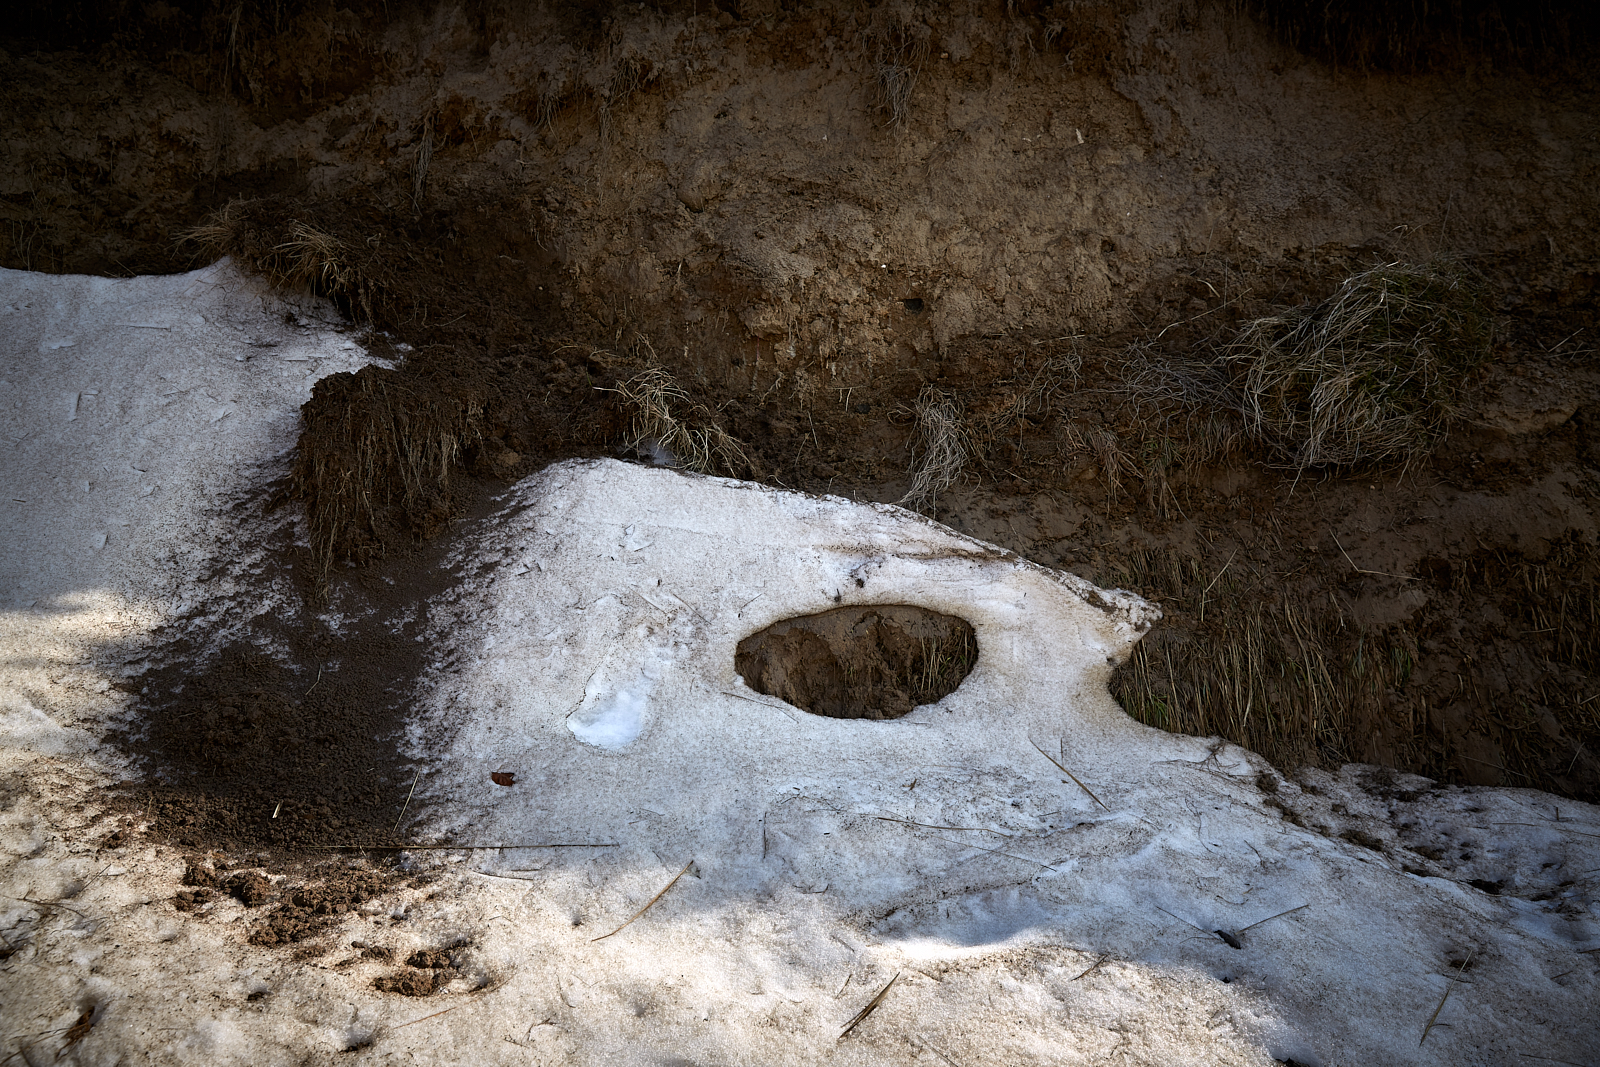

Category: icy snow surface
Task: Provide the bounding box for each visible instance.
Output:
[0,264,1596,1066]
[395,458,1600,1066]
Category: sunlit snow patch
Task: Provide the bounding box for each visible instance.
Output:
[395,459,1598,1067]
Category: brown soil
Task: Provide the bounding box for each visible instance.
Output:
[3,0,1598,871]
[736,606,978,719]
[168,851,406,946]
[247,867,397,946]
[373,968,452,997]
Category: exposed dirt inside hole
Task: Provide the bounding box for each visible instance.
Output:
[736,606,978,719]
[4,0,1599,886]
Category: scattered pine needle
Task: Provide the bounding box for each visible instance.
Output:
[60,1009,94,1053]
[875,817,1055,870]
[591,860,694,942]
[12,894,88,919]
[839,972,899,1039]
[1029,738,1110,812]
[1239,903,1311,932]
[1071,952,1112,981]
[912,1032,965,1067]
[1420,948,1474,1046]
[1333,533,1417,581]
[874,815,1013,837]
[393,1003,464,1030]
[392,768,423,834]
[320,842,619,851]
[1154,905,1209,933]
[1200,548,1239,599]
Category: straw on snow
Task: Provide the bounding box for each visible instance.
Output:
[591,860,695,942]
[1029,737,1111,812]
[839,971,900,1039]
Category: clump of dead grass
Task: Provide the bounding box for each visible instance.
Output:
[291,368,482,593]
[899,387,971,512]
[411,113,435,211]
[1222,261,1491,471]
[180,199,379,322]
[604,366,752,478]
[1108,544,1413,770]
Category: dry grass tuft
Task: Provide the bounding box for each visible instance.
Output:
[1222,262,1491,471]
[604,366,752,478]
[411,113,435,211]
[292,368,482,593]
[1109,544,1413,770]
[180,200,377,321]
[899,387,971,512]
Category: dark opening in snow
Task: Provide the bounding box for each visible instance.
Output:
[735,605,977,720]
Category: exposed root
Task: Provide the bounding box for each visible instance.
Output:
[868,8,931,128]
[604,365,753,478]
[899,387,971,512]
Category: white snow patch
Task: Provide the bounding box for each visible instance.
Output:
[0,259,371,763]
[385,459,1599,1066]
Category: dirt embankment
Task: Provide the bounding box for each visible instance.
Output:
[3,0,1598,854]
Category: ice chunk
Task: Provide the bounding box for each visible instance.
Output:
[566,682,648,749]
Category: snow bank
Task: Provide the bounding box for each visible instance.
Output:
[390,458,1599,1066]
[0,259,372,760]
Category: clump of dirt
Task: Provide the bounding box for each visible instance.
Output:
[293,365,485,588]
[172,856,256,909]
[172,887,215,913]
[372,947,463,997]
[248,866,395,947]
[373,968,451,997]
[736,606,978,720]
[227,872,273,906]
[175,858,276,910]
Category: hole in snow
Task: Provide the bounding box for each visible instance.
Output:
[735,606,977,720]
